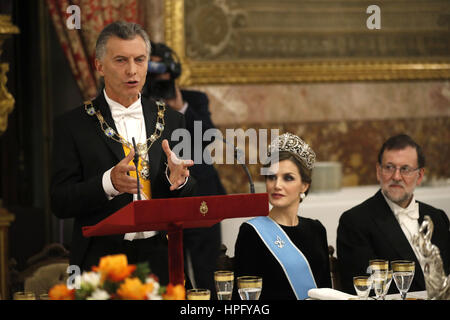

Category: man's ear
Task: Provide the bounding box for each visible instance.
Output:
[375,162,381,183]
[95,58,104,76]
[416,167,425,186]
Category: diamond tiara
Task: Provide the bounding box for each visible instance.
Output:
[269,133,316,169]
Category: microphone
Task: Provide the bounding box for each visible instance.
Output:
[221,137,255,194]
[132,137,142,201]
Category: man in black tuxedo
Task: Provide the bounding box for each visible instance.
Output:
[50,21,196,285]
[337,134,450,294]
[143,43,226,295]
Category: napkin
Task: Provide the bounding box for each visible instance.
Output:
[307,288,357,300]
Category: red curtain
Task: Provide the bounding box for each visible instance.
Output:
[46,0,140,100]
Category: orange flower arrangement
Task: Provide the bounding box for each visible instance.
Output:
[117,277,154,300]
[162,283,186,300]
[48,254,184,300]
[92,254,136,282]
[49,283,75,300]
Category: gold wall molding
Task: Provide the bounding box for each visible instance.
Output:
[0,13,19,300]
[164,0,450,86]
[0,14,19,134]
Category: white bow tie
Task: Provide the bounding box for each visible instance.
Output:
[397,203,419,220]
[111,106,142,121]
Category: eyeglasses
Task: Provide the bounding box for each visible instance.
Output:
[380,164,420,177]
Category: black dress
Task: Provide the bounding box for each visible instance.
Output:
[233,216,332,300]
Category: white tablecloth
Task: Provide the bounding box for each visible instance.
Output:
[308,289,428,300]
[384,290,428,300]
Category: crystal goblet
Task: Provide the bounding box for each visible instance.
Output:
[353,276,373,300]
[187,288,211,300]
[237,276,262,300]
[392,260,415,300]
[369,259,389,300]
[214,270,234,300]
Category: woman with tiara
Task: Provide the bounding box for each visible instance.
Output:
[233,133,331,300]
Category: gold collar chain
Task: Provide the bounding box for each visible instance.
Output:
[84,100,166,180]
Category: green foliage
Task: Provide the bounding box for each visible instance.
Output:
[133,262,151,283]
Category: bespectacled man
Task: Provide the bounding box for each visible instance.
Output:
[337,134,450,294]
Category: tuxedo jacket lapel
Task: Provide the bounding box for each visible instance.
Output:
[371,190,426,289]
[417,204,426,226]
[372,191,418,261]
[91,93,125,162]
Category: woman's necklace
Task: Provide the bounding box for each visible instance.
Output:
[84,100,166,180]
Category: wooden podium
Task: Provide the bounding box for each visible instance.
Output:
[82,193,269,285]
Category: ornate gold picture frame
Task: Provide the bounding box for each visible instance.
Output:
[164,0,450,86]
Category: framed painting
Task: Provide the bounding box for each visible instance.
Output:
[164,0,450,85]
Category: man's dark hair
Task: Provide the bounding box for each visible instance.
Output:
[95,21,150,60]
[377,134,425,168]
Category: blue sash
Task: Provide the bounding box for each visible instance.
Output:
[246,216,317,299]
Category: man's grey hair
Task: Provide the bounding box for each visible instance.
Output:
[95,21,151,60]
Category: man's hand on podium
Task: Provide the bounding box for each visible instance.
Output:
[162,139,194,191]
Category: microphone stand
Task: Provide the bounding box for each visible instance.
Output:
[132,137,142,200]
[222,138,255,194]
[239,156,256,194]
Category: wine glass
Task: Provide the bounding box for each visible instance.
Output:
[369,259,389,300]
[353,276,373,300]
[380,269,393,300]
[214,271,234,300]
[187,289,211,300]
[237,276,262,300]
[392,260,415,300]
[13,291,36,300]
[39,293,50,300]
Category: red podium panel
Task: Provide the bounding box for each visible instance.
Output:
[82,193,268,285]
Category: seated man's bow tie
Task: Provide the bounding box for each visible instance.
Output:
[111,106,142,120]
[397,202,419,220]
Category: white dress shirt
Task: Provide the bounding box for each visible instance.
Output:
[178,101,188,114]
[382,192,425,272]
[101,90,156,240]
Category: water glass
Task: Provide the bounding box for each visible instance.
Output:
[380,269,393,300]
[392,260,415,300]
[369,259,389,300]
[187,288,211,300]
[214,271,234,300]
[39,293,50,300]
[13,291,36,300]
[353,276,373,300]
[237,276,262,300]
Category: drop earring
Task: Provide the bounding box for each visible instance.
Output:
[300,193,306,200]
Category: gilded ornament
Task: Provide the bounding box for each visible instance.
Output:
[199,201,208,216]
[0,15,19,135]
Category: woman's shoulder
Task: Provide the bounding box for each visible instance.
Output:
[236,218,270,245]
[235,220,266,255]
[238,219,259,235]
[299,216,326,232]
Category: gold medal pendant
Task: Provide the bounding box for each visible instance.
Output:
[140,160,150,180]
[136,142,147,156]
